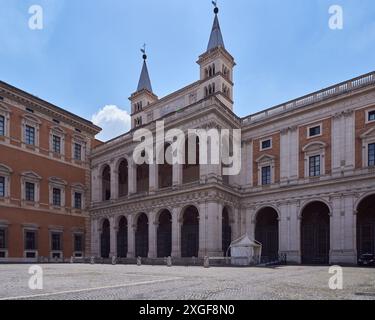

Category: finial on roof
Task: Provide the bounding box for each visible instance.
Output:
[137,44,153,93]
[212,1,219,14]
[207,1,225,51]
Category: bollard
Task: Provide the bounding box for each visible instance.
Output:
[204,256,210,268]
[112,256,117,265]
[137,257,142,266]
[166,256,172,267]
[90,256,95,265]
[70,256,74,264]
[192,256,197,265]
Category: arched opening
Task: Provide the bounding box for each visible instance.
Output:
[222,207,232,257]
[183,136,200,184]
[135,213,148,258]
[136,162,149,193]
[158,144,173,189]
[255,207,279,262]
[357,194,375,259]
[118,159,128,197]
[301,201,330,265]
[102,165,111,201]
[157,210,172,258]
[117,216,128,258]
[100,219,110,258]
[181,206,199,258]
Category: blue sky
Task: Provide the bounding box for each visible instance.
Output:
[1,0,375,141]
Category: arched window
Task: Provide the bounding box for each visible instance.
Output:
[118,159,128,197]
[102,165,111,201]
[183,136,200,184]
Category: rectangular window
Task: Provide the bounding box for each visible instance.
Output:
[369,111,375,122]
[51,232,62,251]
[74,234,83,253]
[0,229,7,249]
[261,139,271,150]
[25,125,35,145]
[74,143,82,161]
[309,125,321,137]
[25,182,35,202]
[53,188,61,207]
[52,135,61,154]
[369,143,375,167]
[309,155,321,177]
[25,230,37,250]
[261,166,271,185]
[74,192,82,210]
[0,177,4,197]
[0,115,4,136]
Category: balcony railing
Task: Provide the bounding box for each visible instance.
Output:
[242,71,375,125]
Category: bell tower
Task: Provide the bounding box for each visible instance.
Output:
[197,3,235,111]
[130,47,158,129]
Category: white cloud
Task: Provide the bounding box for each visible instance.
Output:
[92,105,131,142]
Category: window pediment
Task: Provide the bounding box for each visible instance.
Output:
[49,177,67,186]
[302,141,327,152]
[0,164,12,175]
[256,154,275,163]
[21,171,42,180]
[23,114,41,125]
[360,127,375,139]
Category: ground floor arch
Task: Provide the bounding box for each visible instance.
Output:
[357,194,375,258]
[301,201,330,265]
[255,207,279,262]
[157,210,172,257]
[135,213,149,258]
[100,219,110,258]
[181,206,199,258]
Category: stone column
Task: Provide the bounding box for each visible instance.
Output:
[278,202,289,255]
[199,201,223,257]
[148,211,157,258]
[109,216,117,258]
[172,163,182,188]
[149,163,158,194]
[91,166,101,203]
[91,219,100,257]
[245,207,256,239]
[330,195,357,264]
[198,202,207,258]
[290,202,301,264]
[231,207,240,240]
[171,207,181,257]
[127,214,135,258]
[110,162,118,200]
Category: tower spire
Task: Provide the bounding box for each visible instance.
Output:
[207,1,225,51]
[137,44,153,93]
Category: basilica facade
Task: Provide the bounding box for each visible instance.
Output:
[89,7,375,265]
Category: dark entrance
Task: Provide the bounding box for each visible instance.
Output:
[157,210,172,257]
[357,195,375,258]
[117,216,128,258]
[100,219,110,258]
[255,207,279,262]
[181,206,199,257]
[301,202,330,265]
[135,213,149,258]
[102,165,111,201]
[158,144,173,189]
[222,207,232,256]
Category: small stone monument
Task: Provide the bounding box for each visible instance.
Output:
[166,256,172,267]
[137,257,142,266]
[192,256,197,265]
[90,256,95,264]
[70,256,74,264]
[204,256,210,268]
[112,256,117,265]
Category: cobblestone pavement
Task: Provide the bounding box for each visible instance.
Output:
[0,264,374,300]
